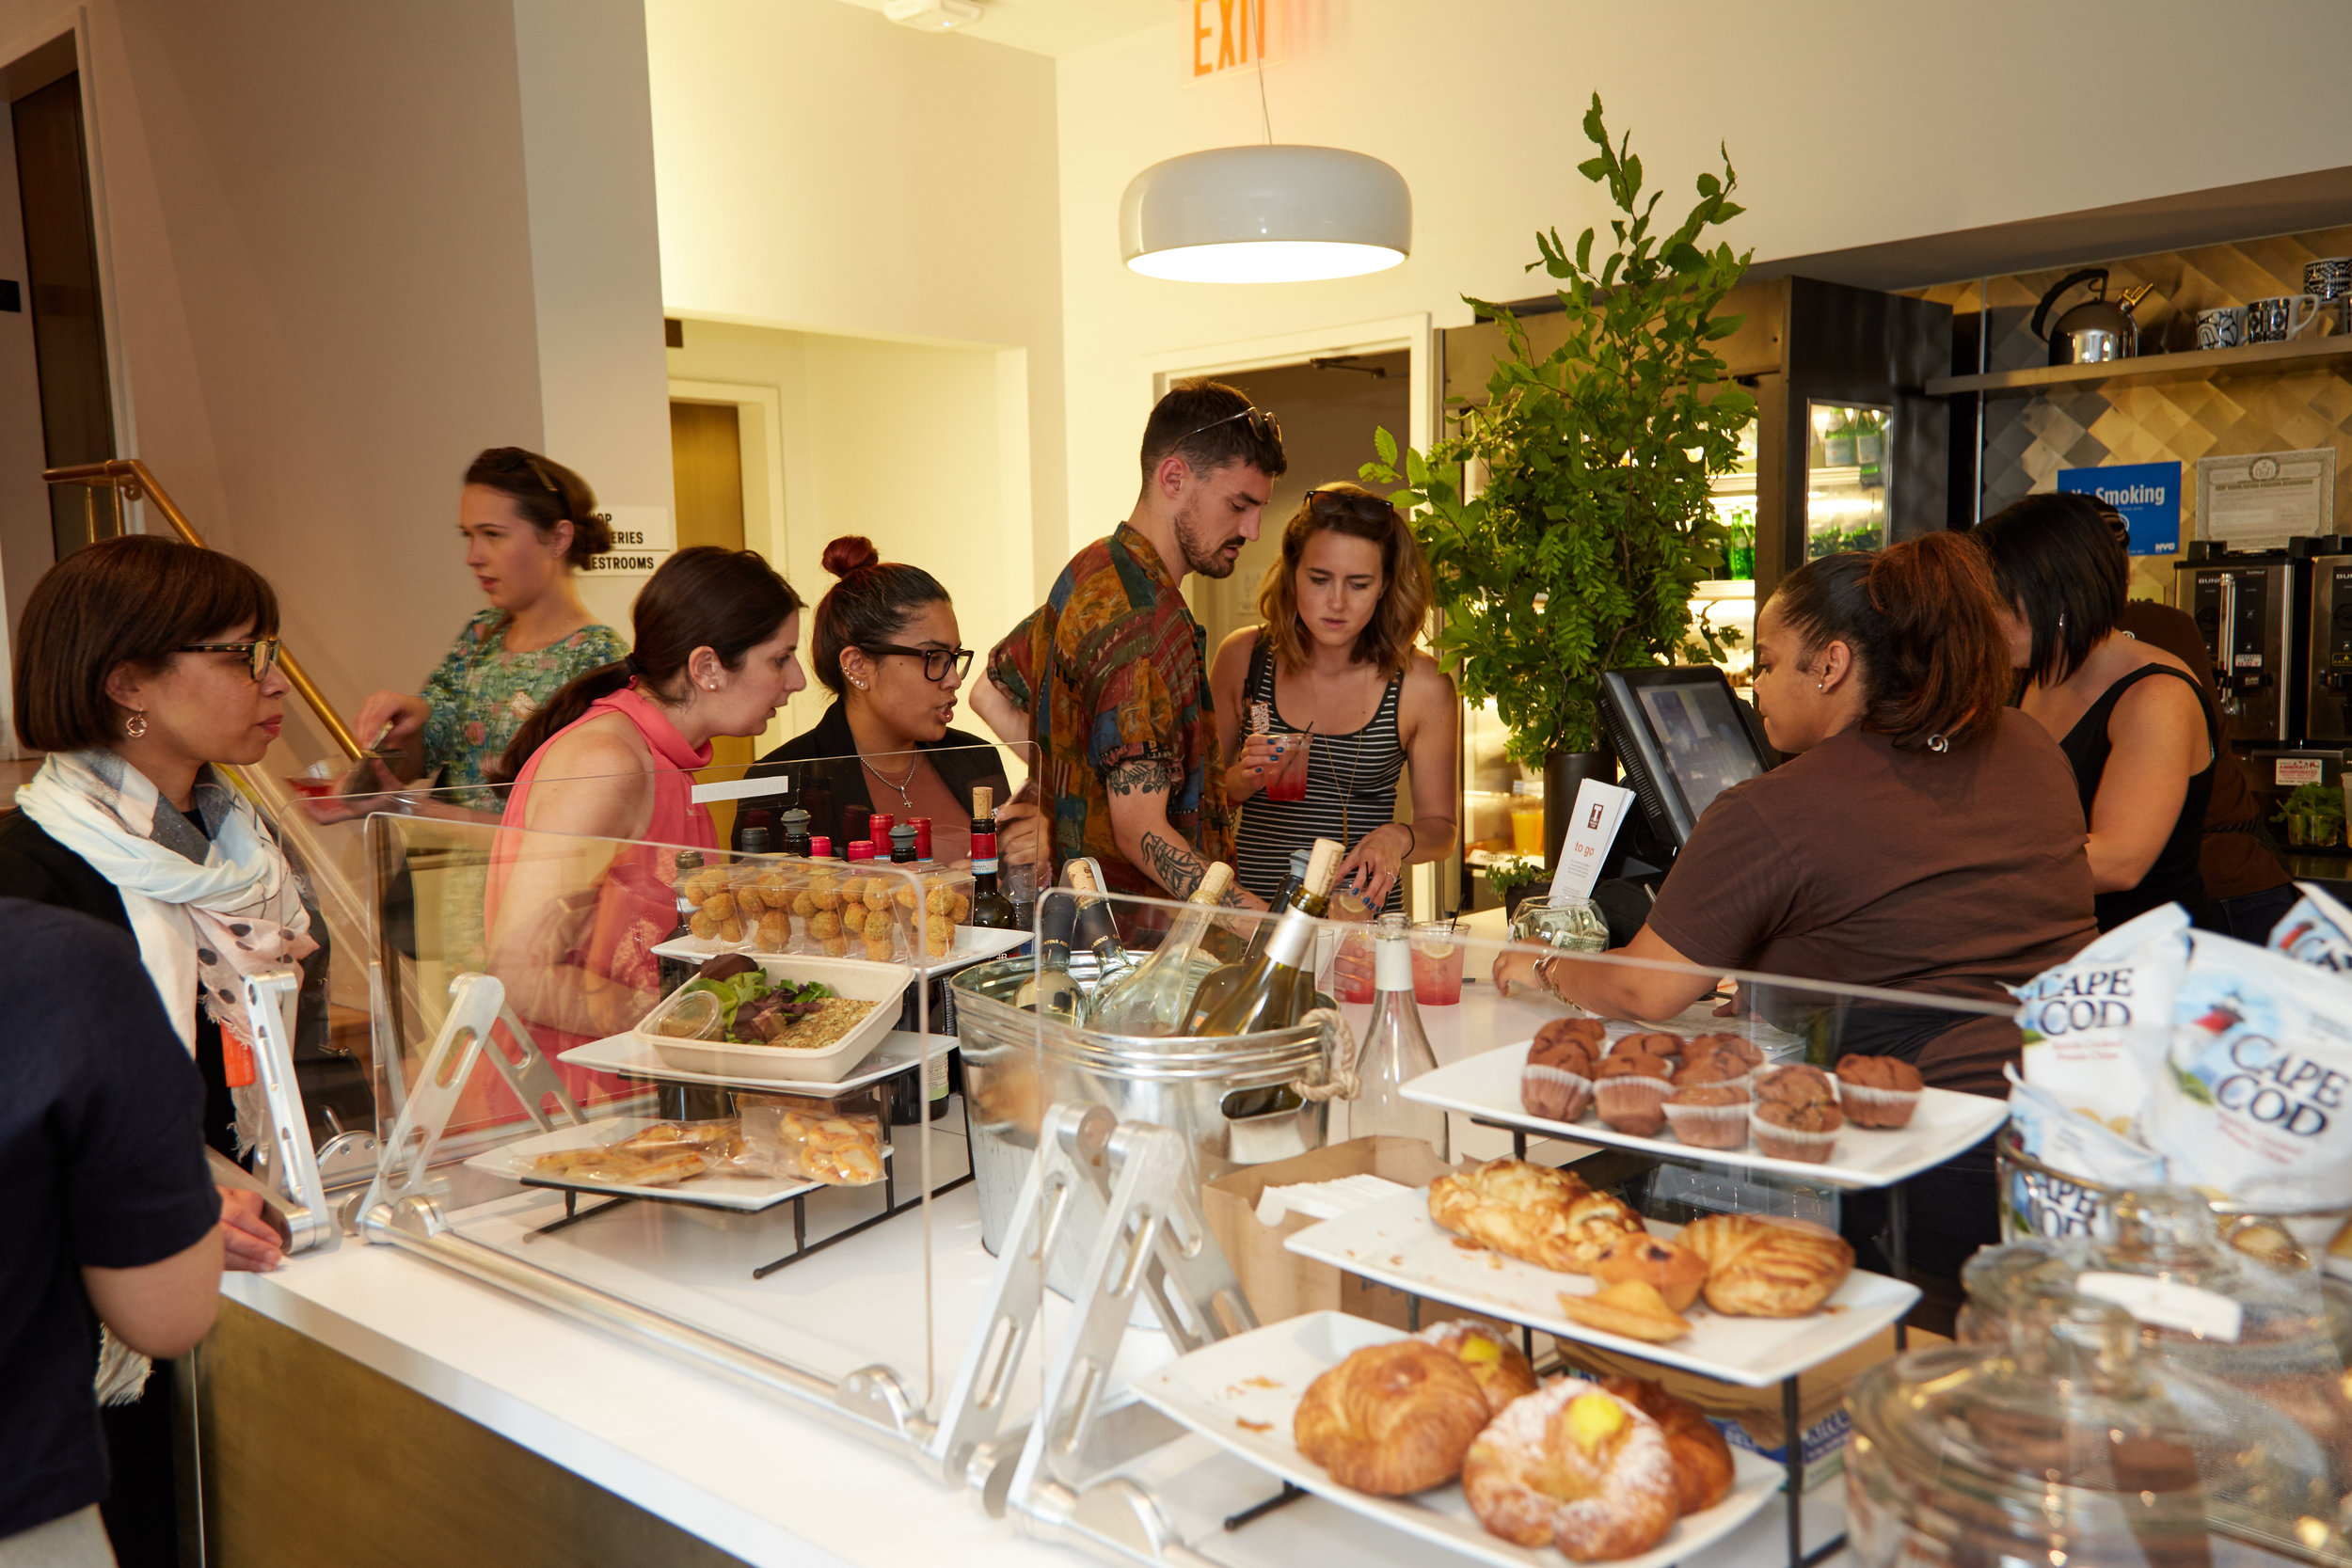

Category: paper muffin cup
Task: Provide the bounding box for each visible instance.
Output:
[1836,1078,1922,1129]
[1748,1105,1840,1164]
[1663,1097,1750,1150]
[1520,1064,1594,1124]
[1593,1073,1673,1136]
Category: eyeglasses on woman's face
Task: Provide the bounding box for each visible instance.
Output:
[179,637,283,683]
[864,643,973,684]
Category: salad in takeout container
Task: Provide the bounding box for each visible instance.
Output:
[635,952,911,1083]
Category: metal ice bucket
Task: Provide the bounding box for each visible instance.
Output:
[951,955,1333,1268]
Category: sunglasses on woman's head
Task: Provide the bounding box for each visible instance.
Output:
[180,637,283,682]
[1309,488,1401,524]
[1184,405,1281,449]
[864,643,974,683]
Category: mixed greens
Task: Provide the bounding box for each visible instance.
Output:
[675,954,835,1044]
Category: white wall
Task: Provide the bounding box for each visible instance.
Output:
[0,0,671,762]
[665,319,1027,742]
[1054,0,2352,552]
[643,0,1067,599]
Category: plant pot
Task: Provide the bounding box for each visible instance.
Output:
[1542,746,1618,870]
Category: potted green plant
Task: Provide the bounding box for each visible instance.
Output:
[1485,854,1546,920]
[1364,95,1752,861]
[2274,782,2345,847]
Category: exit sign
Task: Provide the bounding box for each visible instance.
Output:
[1190,0,1287,79]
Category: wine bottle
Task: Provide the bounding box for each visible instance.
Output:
[1087,862,1233,1035]
[1065,861,1135,993]
[1352,913,1448,1157]
[967,786,1018,929]
[1239,847,1312,968]
[780,808,812,859]
[1014,891,1082,1019]
[1184,838,1341,1036]
[655,847,706,998]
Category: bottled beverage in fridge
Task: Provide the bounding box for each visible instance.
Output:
[655,847,705,998]
[1015,890,1083,1020]
[1354,914,1447,1158]
[1184,839,1341,1036]
[966,786,1019,930]
[1066,861,1134,991]
[1087,863,1233,1035]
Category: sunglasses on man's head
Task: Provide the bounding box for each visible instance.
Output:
[180,637,282,682]
[1184,405,1282,450]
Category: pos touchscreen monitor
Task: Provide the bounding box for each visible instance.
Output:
[1597,666,1773,852]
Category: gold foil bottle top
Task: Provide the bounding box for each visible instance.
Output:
[1304,838,1343,898]
[1193,863,1234,904]
[971,784,993,817]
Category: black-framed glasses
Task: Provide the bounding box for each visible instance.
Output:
[1309,487,1401,524]
[865,643,973,683]
[1184,405,1281,449]
[180,637,282,682]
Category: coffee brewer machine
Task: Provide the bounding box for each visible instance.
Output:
[2304,540,2352,743]
[2175,542,2310,746]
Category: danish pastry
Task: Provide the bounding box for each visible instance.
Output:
[1597,1376,1734,1515]
[1293,1340,1490,1495]
[1461,1379,1680,1561]
[1680,1212,1853,1317]
[1415,1320,1537,1415]
[1554,1279,1692,1342]
[1427,1159,1647,1274]
[1587,1235,1708,1310]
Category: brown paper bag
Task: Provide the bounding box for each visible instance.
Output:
[1201,1137,1453,1329]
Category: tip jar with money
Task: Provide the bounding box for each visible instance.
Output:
[1509,893,1610,953]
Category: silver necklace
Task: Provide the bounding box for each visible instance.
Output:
[861,751,917,810]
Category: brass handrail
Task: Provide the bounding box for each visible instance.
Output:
[41,458,364,759]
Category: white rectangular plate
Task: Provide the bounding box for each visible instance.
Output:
[652,923,1027,975]
[464,1115,881,1212]
[560,1029,929,1099]
[1136,1312,1780,1568]
[1405,1039,2006,1189]
[1284,1187,1915,1387]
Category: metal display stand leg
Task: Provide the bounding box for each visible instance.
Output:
[1885,1179,1910,1351]
[226,966,335,1253]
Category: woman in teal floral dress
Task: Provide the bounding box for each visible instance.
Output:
[340,448,628,811]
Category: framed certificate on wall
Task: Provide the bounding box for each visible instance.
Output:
[2197,448,2335,548]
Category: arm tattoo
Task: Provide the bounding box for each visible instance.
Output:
[1104,757,1174,797]
[1139,830,1214,901]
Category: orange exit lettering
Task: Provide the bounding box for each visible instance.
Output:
[1192,0,1280,78]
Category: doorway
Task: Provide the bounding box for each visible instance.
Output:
[670,397,755,832]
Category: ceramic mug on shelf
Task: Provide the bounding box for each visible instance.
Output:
[2196,305,2246,350]
[2245,293,2325,343]
[2306,257,2352,333]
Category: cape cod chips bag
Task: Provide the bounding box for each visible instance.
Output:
[2003,1068,2170,1239]
[2147,932,2352,1241]
[2010,904,2191,1143]
[2268,881,2352,974]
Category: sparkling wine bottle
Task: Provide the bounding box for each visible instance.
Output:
[1352,913,1447,1157]
[1066,861,1134,991]
[1086,862,1233,1035]
[1184,839,1341,1036]
[1014,889,1082,1019]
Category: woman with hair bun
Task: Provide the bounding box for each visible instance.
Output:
[1208,483,1458,912]
[337,447,628,810]
[734,536,1025,868]
[1497,531,2096,1097]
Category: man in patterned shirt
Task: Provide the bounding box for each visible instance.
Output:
[979,380,1285,909]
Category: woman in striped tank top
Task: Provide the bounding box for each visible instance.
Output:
[1210,483,1459,913]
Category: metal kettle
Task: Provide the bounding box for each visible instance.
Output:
[2030,267,2146,365]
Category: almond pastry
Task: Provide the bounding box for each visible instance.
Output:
[1426,1159,1647,1274]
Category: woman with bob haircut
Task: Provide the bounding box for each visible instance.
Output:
[1208,483,1457,911]
[1496,532,2096,1098]
[0,535,315,1567]
[1972,491,2217,932]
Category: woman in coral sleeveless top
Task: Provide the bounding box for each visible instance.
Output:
[480,547,804,1112]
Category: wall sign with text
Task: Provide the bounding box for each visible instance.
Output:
[2057,461,2180,556]
[576,505,675,578]
[1189,0,1287,79]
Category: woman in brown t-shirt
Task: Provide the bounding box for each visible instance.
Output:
[1498,533,2097,1098]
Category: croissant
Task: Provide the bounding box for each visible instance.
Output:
[1427,1158,1647,1274]
[1293,1340,1490,1495]
[1680,1213,1854,1317]
[1597,1376,1734,1515]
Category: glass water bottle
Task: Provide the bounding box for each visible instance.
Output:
[1353,913,1447,1158]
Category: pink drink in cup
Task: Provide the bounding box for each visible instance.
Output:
[1410,922,1464,1006]
[1264,729,1311,802]
[1327,887,1375,1003]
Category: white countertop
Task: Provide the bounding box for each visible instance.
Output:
[226,972,1851,1568]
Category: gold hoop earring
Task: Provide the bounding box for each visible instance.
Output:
[125,712,148,739]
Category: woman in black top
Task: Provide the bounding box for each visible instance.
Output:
[1973,494,2217,930]
[734,537,1036,870]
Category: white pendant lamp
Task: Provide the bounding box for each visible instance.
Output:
[1120,145,1410,284]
